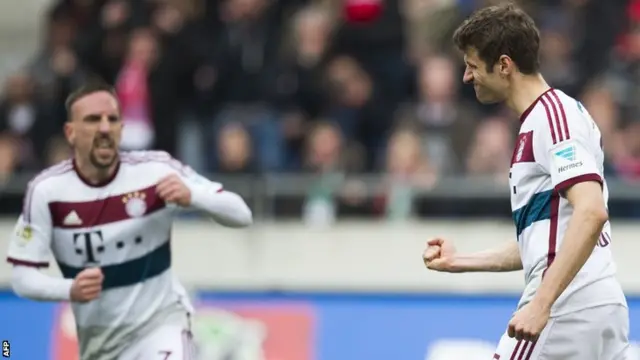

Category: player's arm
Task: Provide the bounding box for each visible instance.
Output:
[451,241,522,272]
[157,156,252,227]
[188,181,253,228]
[533,181,607,311]
[7,183,73,301]
[530,107,607,311]
[424,238,522,272]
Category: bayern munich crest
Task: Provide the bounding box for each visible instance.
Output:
[123,192,147,218]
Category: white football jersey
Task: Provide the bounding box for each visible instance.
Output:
[510,88,626,316]
[6,151,221,359]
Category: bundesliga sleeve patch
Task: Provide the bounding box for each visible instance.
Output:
[552,141,584,174]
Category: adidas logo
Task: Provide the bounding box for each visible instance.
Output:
[554,145,576,161]
[63,210,83,226]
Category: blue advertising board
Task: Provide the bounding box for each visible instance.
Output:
[1,291,639,360]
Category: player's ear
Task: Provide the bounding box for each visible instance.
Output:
[498,55,513,76]
[63,121,75,145]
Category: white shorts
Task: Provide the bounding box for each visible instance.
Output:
[493,304,630,360]
[118,324,197,360]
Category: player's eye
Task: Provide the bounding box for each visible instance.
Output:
[83,115,101,122]
[108,115,120,122]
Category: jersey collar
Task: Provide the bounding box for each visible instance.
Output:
[520,88,554,123]
[72,157,121,188]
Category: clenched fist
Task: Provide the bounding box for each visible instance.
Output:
[70,267,104,302]
[422,237,458,272]
[156,174,191,207]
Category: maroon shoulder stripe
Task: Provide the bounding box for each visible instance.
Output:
[550,90,570,141]
[544,93,564,143]
[540,97,557,145]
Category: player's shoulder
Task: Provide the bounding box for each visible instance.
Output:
[26,159,75,193]
[120,150,174,164]
[526,89,577,120]
[527,89,593,137]
[120,150,187,174]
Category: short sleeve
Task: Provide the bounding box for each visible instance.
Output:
[7,183,53,267]
[534,100,603,194]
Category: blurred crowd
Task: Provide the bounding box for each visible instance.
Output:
[0,0,638,188]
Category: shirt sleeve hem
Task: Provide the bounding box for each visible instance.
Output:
[7,257,49,268]
[554,173,603,194]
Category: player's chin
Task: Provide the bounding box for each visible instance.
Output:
[91,149,117,168]
[475,93,500,104]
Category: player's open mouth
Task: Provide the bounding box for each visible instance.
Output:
[94,139,114,150]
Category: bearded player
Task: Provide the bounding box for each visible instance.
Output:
[422,4,630,360]
[6,81,253,360]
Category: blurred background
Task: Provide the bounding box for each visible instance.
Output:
[2,0,640,359]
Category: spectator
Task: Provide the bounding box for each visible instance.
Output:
[326,55,394,171]
[0,0,637,218]
[301,121,346,227]
[0,134,18,183]
[395,54,479,175]
[217,122,255,174]
[374,126,437,220]
[579,79,622,175]
[29,9,88,123]
[45,135,72,167]
[613,118,640,181]
[465,116,514,183]
[0,73,57,172]
[115,28,158,151]
[538,12,580,97]
[274,5,334,170]
[207,0,285,173]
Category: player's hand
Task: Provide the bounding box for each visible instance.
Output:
[422,237,458,272]
[156,174,191,207]
[507,300,550,342]
[70,267,104,303]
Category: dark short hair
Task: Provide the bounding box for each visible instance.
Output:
[64,80,118,121]
[452,2,540,74]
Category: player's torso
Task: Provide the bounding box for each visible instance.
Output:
[509,119,556,280]
[42,154,193,357]
[509,94,624,315]
[48,160,175,278]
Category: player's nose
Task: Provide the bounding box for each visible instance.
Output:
[97,116,111,133]
[462,69,473,84]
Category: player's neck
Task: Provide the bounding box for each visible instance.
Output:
[505,73,550,119]
[73,157,120,186]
